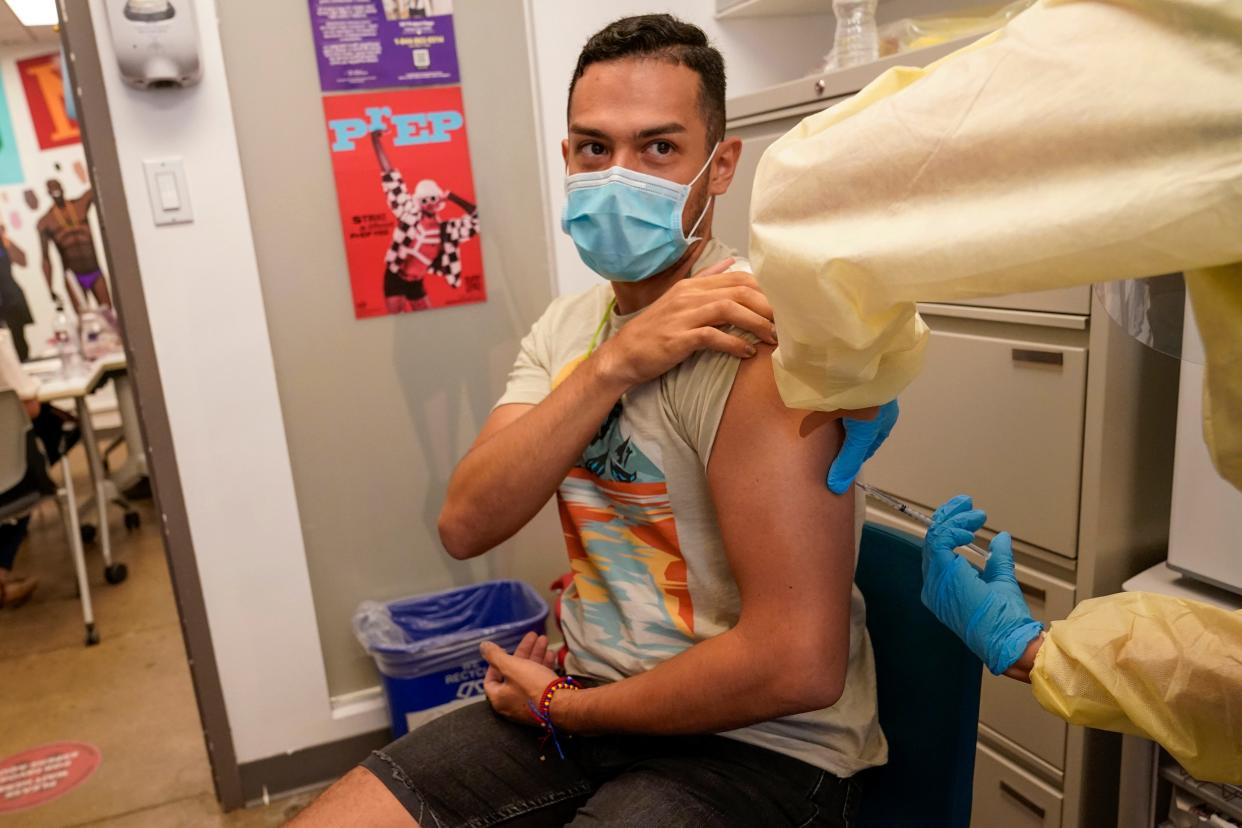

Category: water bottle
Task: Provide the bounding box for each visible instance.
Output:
[52,300,84,378]
[832,0,879,68]
[79,310,106,360]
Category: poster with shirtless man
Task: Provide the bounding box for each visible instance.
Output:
[323,86,485,318]
[38,179,112,313]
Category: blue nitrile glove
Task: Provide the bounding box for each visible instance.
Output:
[920,495,1044,675]
[827,399,899,494]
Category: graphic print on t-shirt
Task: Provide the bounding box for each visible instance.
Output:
[557,398,695,671]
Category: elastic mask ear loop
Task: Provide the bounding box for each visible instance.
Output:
[684,142,720,241]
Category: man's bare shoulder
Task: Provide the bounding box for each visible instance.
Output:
[727,344,840,436]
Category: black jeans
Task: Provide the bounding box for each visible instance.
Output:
[360,701,860,828]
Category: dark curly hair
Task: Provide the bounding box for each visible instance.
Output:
[569,14,726,147]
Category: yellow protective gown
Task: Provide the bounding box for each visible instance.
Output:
[1031,592,1242,784]
[749,0,1242,487]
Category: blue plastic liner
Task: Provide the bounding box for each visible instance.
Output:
[354,580,549,736]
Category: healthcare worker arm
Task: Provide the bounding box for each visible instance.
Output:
[922,496,1242,784]
[1030,592,1242,785]
[749,0,1242,486]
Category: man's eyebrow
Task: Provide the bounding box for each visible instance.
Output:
[634,123,687,140]
[568,122,689,140]
[568,124,610,139]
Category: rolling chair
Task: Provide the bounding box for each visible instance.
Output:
[854,522,983,828]
[0,389,100,644]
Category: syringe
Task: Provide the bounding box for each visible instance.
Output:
[856,482,992,562]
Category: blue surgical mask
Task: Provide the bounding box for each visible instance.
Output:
[561,145,718,282]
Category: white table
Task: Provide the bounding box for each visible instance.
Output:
[25,351,131,645]
[29,351,148,488]
[27,351,127,403]
[1122,561,1242,610]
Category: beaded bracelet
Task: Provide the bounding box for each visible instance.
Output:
[527,676,580,760]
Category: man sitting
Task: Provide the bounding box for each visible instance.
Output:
[294,14,885,828]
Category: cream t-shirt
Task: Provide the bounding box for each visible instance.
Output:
[495,239,887,777]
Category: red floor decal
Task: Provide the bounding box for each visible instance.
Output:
[0,742,101,813]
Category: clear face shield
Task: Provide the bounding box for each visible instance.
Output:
[1093,274,1202,364]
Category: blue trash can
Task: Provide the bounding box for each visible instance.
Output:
[354,580,549,737]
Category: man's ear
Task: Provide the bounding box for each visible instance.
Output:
[708,136,743,197]
[561,138,570,168]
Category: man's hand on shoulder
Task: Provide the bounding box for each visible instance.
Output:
[593,258,778,391]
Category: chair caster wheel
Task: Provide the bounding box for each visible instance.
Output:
[81,524,97,544]
[104,563,128,585]
[124,512,141,531]
[85,624,99,646]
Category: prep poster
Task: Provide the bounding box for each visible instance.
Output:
[324,87,485,318]
[309,0,459,91]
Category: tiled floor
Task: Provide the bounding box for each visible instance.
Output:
[0,452,320,826]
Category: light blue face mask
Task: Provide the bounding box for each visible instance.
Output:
[561,145,718,283]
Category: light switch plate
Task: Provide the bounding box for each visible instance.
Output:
[143,158,193,226]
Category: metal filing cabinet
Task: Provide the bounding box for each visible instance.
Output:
[721,45,1181,828]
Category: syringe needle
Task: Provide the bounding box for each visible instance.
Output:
[856,482,992,562]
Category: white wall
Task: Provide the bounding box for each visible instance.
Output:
[85,0,383,762]
[217,0,568,700]
[526,2,835,296]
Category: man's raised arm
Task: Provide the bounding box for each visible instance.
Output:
[438,361,629,560]
[438,265,777,559]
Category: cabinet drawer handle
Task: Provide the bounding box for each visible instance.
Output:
[1019,583,1047,604]
[1012,348,1064,366]
[999,781,1046,820]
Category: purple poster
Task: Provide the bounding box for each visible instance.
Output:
[309,0,459,91]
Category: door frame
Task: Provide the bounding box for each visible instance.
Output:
[56,0,245,809]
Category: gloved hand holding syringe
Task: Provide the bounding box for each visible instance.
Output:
[856,483,991,563]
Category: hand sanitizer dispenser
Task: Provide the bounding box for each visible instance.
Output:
[105,0,202,89]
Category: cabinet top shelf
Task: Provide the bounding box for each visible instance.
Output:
[716,0,833,18]
[716,0,958,19]
[726,33,978,124]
